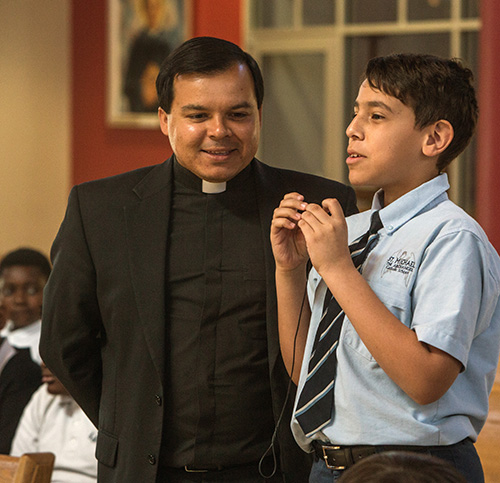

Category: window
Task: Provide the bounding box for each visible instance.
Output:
[245,0,480,212]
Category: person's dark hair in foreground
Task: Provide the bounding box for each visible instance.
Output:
[338,451,466,483]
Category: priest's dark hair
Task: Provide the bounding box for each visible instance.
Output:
[156,36,264,113]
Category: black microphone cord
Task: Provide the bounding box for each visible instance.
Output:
[258,284,308,479]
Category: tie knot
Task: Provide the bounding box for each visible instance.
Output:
[369,211,383,235]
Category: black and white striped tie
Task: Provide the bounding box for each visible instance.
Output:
[295,211,383,437]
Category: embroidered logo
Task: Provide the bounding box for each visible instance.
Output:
[381,250,415,287]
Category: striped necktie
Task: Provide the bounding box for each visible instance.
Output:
[295,211,383,437]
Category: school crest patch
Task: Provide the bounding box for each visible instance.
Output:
[381,249,415,287]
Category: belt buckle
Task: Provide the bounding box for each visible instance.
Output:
[184,466,209,473]
[322,446,347,471]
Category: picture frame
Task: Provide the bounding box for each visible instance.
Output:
[107,0,191,128]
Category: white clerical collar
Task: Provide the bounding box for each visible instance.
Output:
[202,180,227,194]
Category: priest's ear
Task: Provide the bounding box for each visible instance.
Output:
[158,108,169,137]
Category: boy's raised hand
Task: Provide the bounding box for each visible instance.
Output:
[271,193,309,271]
[299,198,352,277]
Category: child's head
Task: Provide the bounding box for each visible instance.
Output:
[363,53,478,172]
[0,248,51,329]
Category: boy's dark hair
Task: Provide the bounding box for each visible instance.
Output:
[0,248,51,279]
[364,53,478,172]
[338,451,466,483]
[156,36,264,113]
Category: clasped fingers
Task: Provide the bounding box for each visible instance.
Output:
[271,193,308,230]
[298,199,351,275]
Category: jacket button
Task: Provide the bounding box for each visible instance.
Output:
[148,454,156,465]
[155,394,162,406]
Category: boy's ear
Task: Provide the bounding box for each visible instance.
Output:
[422,120,454,157]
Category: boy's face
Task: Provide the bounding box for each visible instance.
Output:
[0,265,47,329]
[346,80,437,205]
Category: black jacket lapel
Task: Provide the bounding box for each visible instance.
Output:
[125,159,173,383]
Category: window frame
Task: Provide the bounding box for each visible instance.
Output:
[244,0,480,210]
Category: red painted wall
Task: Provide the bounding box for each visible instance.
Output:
[476,0,500,251]
[71,0,241,185]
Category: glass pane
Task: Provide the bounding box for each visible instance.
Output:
[346,0,397,23]
[260,53,325,176]
[462,0,480,18]
[408,0,451,21]
[303,0,335,25]
[251,0,293,29]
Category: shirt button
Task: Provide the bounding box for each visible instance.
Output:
[148,454,156,465]
[155,394,162,406]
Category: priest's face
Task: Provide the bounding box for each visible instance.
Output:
[158,62,262,183]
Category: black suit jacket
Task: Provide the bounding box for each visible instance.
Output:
[0,343,42,453]
[40,157,357,482]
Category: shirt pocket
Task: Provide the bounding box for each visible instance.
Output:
[342,281,411,362]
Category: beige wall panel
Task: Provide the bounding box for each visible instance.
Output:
[0,0,70,259]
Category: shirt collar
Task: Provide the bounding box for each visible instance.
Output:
[0,319,41,338]
[172,156,254,194]
[372,173,450,234]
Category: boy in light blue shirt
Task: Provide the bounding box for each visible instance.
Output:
[271,53,500,482]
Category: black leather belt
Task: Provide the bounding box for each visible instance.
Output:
[311,440,466,470]
[183,465,224,473]
[163,459,264,473]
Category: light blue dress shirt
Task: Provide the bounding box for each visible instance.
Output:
[292,174,500,451]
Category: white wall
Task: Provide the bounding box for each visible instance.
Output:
[0,0,71,259]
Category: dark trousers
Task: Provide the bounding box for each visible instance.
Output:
[309,438,484,483]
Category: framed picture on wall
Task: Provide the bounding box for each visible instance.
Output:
[107,0,191,128]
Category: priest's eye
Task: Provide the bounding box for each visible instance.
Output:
[229,111,249,120]
[187,113,208,120]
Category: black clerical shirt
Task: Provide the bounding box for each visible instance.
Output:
[161,160,275,468]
